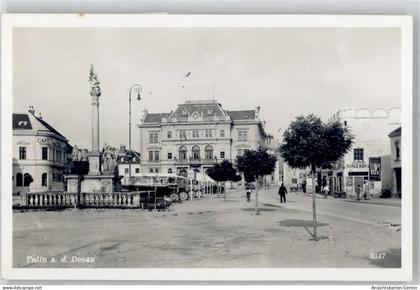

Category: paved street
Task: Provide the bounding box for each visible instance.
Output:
[257,188,401,230]
[13,186,401,268]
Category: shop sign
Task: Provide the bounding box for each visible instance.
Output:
[369,157,381,181]
[346,161,368,168]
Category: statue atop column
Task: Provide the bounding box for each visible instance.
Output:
[89,64,101,98]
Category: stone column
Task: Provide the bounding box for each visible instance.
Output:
[88,65,102,175]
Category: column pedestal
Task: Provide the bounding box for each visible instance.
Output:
[88,150,101,175]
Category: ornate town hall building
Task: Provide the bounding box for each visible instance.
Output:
[138,100,269,176]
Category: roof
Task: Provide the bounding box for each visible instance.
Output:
[13,114,32,130]
[117,150,141,164]
[168,101,227,120]
[13,113,67,139]
[388,126,401,138]
[227,110,256,121]
[143,113,170,123]
[33,115,66,138]
[142,103,257,123]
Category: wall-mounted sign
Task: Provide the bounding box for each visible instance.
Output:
[346,161,368,168]
[369,157,381,181]
[37,137,50,145]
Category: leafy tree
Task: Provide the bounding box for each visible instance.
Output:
[235,147,277,215]
[207,160,242,200]
[280,114,353,240]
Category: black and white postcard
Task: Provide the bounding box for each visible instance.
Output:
[1,14,413,281]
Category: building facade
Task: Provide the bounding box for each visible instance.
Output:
[137,100,269,177]
[13,110,72,194]
[330,108,401,197]
[388,127,401,197]
[117,145,141,178]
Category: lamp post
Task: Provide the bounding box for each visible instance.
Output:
[128,84,142,180]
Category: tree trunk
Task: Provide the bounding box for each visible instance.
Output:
[311,165,318,241]
[224,182,226,202]
[255,176,260,215]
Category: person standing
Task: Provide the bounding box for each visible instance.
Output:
[356,184,362,201]
[363,181,369,200]
[323,184,329,199]
[302,179,307,193]
[278,183,288,203]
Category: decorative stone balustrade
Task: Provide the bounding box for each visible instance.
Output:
[20,191,150,209]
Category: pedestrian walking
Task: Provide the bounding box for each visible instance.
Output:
[356,184,362,201]
[363,181,369,200]
[278,183,287,203]
[246,188,251,202]
[323,184,329,199]
[302,179,306,193]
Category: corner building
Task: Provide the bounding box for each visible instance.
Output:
[137,100,268,176]
[12,111,72,195]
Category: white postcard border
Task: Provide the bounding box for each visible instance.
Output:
[1,14,413,281]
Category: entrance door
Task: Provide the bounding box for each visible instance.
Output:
[395,168,401,198]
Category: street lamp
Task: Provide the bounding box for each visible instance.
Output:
[128,84,142,180]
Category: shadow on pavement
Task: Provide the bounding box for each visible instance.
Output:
[278,219,329,227]
[241,208,277,212]
[262,203,282,208]
[278,219,329,241]
[368,248,401,268]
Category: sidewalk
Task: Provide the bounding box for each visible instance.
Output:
[255,187,401,230]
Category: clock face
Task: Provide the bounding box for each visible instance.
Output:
[192,112,199,119]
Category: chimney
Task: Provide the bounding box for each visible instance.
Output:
[28,106,35,115]
[119,144,126,154]
[255,106,261,119]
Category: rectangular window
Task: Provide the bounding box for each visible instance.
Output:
[19,147,26,160]
[180,130,187,139]
[220,151,225,159]
[42,147,48,160]
[395,141,400,160]
[149,151,153,161]
[167,131,172,138]
[135,168,140,174]
[154,151,160,161]
[168,152,172,160]
[238,130,248,141]
[220,130,225,137]
[205,129,213,138]
[353,148,364,161]
[192,130,199,138]
[149,132,158,143]
[125,168,129,174]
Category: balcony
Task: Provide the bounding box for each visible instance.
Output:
[174,157,218,165]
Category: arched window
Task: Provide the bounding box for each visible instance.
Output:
[23,173,33,187]
[42,173,48,187]
[192,145,200,160]
[205,145,213,160]
[155,169,159,173]
[168,168,173,174]
[16,173,23,187]
[179,146,187,160]
[150,168,154,173]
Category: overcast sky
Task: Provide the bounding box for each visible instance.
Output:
[13,27,401,150]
